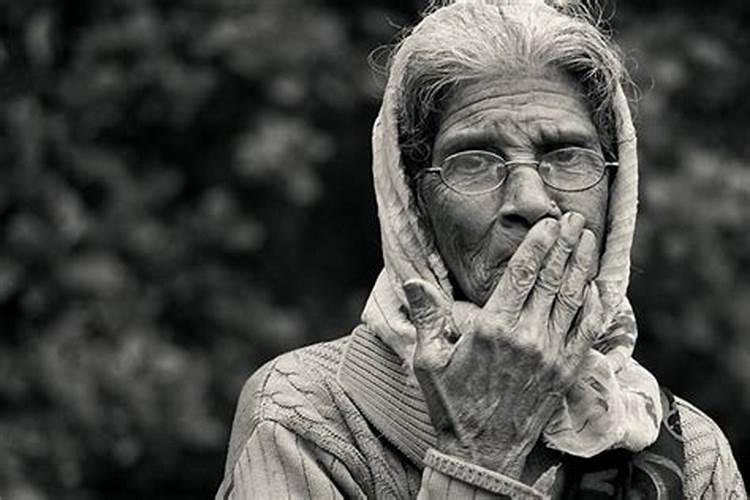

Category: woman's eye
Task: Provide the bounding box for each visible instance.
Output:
[551,149,578,165]
[454,156,487,174]
[445,152,496,176]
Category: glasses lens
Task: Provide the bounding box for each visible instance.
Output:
[441,151,504,194]
[540,148,605,191]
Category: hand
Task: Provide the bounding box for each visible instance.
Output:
[403,212,604,479]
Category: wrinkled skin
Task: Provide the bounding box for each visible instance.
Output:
[419,71,609,305]
[405,70,610,478]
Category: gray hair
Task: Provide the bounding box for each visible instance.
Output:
[391,0,629,180]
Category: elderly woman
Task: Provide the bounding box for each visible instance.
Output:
[216,0,745,498]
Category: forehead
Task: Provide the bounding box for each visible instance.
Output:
[435,70,599,152]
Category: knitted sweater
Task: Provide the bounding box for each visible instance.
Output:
[216,328,746,499]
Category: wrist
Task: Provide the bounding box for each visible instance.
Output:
[438,436,535,479]
[477,438,535,479]
[423,449,552,499]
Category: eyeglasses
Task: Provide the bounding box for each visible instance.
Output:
[420,147,618,195]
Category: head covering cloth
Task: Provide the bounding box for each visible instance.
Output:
[361,0,661,457]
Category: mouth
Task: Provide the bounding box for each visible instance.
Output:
[463,225,526,306]
[473,259,510,306]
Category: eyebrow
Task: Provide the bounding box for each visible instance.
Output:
[436,121,599,159]
[537,120,600,148]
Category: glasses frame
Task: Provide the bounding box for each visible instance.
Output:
[421,146,619,195]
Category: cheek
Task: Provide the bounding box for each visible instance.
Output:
[554,183,609,246]
[419,182,499,261]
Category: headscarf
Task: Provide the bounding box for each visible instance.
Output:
[360,0,662,458]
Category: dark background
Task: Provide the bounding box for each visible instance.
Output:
[0,0,748,498]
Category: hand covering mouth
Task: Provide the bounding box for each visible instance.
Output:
[360,8,660,456]
[459,222,529,305]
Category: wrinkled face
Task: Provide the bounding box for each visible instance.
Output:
[418,69,610,305]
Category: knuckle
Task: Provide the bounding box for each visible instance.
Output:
[540,346,559,369]
[527,236,552,257]
[548,242,571,266]
[537,268,561,293]
[475,320,494,340]
[553,361,572,383]
[522,225,557,257]
[558,281,583,309]
[475,316,507,342]
[508,262,537,290]
[411,308,441,328]
[556,364,577,386]
[572,251,592,272]
[578,316,601,343]
[557,230,578,250]
[514,335,544,361]
[413,349,439,372]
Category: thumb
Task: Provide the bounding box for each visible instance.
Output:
[403,279,447,329]
[403,279,451,360]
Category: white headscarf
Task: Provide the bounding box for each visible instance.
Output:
[361,0,662,457]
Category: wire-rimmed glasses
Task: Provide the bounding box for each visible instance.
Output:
[421,147,618,195]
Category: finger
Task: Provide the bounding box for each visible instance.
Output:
[450,301,480,342]
[528,212,586,313]
[555,283,604,381]
[484,218,560,316]
[549,229,597,338]
[403,279,452,370]
[566,281,604,356]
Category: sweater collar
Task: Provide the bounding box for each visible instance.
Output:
[337,326,569,488]
[338,325,436,466]
[336,326,684,500]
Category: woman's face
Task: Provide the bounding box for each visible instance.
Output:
[418,69,610,305]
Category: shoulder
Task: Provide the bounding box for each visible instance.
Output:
[230,336,349,438]
[223,336,362,474]
[674,395,746,498]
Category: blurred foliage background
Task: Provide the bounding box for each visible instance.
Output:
[0,0,748,498]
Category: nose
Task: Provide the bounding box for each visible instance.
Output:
[499,167,561,226]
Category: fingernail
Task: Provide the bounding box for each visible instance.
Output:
[403,280,426,310]
[580,229,596,250]
[541,217,560,234]
[569,212,586,232]
[561,212,585,241]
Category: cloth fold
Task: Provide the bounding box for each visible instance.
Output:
[360,0,662,458]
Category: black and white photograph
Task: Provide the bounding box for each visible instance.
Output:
[0,0,748,498]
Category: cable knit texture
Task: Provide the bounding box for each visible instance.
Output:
[678,399,747,498]
[216,335,746,499]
